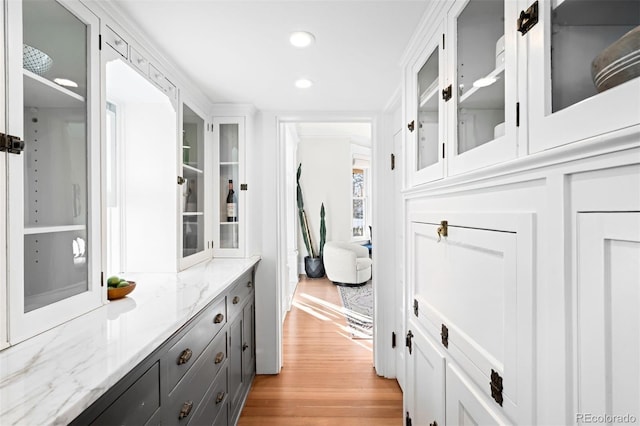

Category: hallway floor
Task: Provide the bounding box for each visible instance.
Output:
[238,275,403,425]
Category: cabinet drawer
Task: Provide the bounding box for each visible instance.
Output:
[227,272,253,320]
[92,362,160,426]
[130,46,149,76]
[188,367,228,426]
[148,64,176,99]
[103,25,128,58]
[166,331,225,424]
[165,297,226,392]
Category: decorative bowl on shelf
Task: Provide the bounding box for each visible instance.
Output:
[592,25,640,93]
[107,281,136,300]
[23,44,53,75]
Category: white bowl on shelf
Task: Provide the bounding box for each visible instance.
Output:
[23,44,53,75]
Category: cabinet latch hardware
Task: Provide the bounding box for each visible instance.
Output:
[177,176,185,185]
[214,351,225,364]
[406,330,414,354]
[407,120,415,132]
[391,153,396,170]
[437,220,448,242]
[406,411,413,426]
[430,422,439,426]
[490,369,504,406]
[214,313,225,324]
[240,183,248,191]
[517,1,539,35]
[178,401,193,419]
[392,331,397,348]
[215,392,226,404]
[442,85,452,101]
[232,296,240,305]
[177,348,193,365]
[441,324,449,348]
[413,299,419,317]
[0,133,25,154]
[242,343,249,351]
[247,281,253,288]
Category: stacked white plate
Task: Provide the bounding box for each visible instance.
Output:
[23,44,52,75]
[592,25,640,92]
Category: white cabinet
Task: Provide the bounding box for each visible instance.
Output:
[213,112,251,257]
[3,0,102,344]
[525,0,640,153]
[180,100,213,269]
[0,0,7,349]
[406,212,534,424]
[576,212,640,424]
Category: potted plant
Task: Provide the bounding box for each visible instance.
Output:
[297,163,326,278]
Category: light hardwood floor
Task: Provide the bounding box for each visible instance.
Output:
[238,276,403,425]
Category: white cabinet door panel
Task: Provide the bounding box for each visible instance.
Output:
[577,212,640,423]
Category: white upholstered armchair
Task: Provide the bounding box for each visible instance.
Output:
[323,241,372,286]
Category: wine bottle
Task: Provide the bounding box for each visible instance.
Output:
[226,179,237,222]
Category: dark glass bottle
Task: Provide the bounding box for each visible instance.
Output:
[226,179,237,222]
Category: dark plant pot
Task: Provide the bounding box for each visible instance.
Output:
[304,256,325,278]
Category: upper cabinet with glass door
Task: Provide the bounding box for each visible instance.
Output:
[446,0,519,175]
[408,21,446,186]
[525,0,640,152]
[5,0,101,344]
[181,102,212,269]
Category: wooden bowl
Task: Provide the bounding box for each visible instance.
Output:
[107,281,136,300]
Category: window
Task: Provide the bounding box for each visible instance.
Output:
[352,168,366,238]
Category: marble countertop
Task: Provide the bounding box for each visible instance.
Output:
[0,256,260,425]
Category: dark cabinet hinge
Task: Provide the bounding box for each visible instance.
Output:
[240,183,248,191]
[413,299,419,317]
[442,85,452,101]
[406,412,412,426]
[516,102,520,127]
[517,1,539,35]
[442,33,445,50]
[99,34,102,50]
[441,324,449,348]
[407,120,415,132]
[392,331,397,348]
[177,176,185,185]
[406,330,414,354]
[442,143,445,159]
[490,369,504,406]
[101,271,104,287]
[391,153,396,170]
[0,133,25,154]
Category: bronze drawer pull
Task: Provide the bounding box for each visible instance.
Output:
[214,351,225,364]
[214,313,224,324]
[215,392,226,404]
[177,348,192,365]
[179,401,193,419]
[232,296,240,304]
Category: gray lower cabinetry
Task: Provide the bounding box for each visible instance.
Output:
[71,268,256,426]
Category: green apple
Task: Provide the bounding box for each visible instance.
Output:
[117,280,129,288]
[107,276,120,286]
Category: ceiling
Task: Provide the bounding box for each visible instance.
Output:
[109,0,430,112]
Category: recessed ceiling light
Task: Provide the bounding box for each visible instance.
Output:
[294,78,313,89]
[289,31,315,48]
[54,78,78,88]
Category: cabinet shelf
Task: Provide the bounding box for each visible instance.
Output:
[183,164,203,174]
[459,63,505,109]
[419,79,439,110]
[24,225,86,235]
[183,212,204,216]
[220,221,239,225]
[220,162,239,166]
[23,69,85,108]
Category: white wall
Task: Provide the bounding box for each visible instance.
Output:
[296,136,352,266]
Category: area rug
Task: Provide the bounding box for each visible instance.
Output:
[338,281,373,339]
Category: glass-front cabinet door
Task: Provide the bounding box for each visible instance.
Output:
[526,0,640,153]
[180,102,211,269]
[213,117,245,257]
[409,22,445,186]
[6,0,101,344]
[446,0,519,175]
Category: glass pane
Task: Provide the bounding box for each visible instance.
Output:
[220,123,239,163]
[456,0,505,154]
[417,48,440,170]
[353,199,364,237]
[551,0,640,112]
[220,224,239,249]
[22,0,88,311]
[220,122,240,249]
[182,104,205,258]
[24,230,87,312]
[352,169,364,197]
